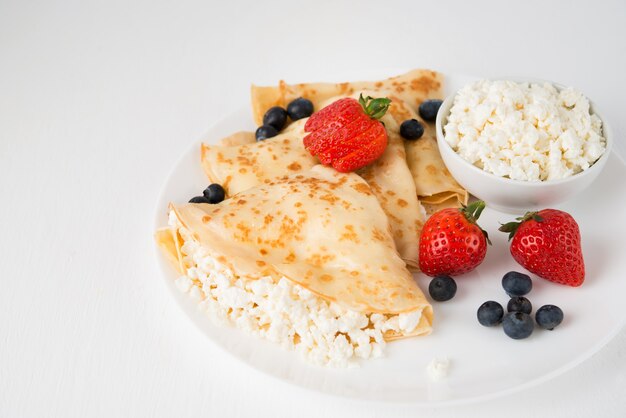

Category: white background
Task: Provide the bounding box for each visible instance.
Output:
[1,0,625,416]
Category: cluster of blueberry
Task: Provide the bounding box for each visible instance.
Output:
[477,271,564,339]
[427,271,564,340]
[398,99,443,141]
[256,98,314,141]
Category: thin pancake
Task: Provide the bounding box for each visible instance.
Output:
[205,95,426,267]
[353,92,427,268]
[201,119,316,196]
[251,69,468,209]
[251,69,444,126]
[401,103,469,209]
[405,120,469,208]
[158,166,432,335]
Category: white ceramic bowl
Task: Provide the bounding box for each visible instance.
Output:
[435,79,614,214]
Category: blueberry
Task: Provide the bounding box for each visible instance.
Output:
[535,305,564,330]
[502,312,534,339]
[428,275,457,301]
[418,99,443,122]
[477,301,504,326]
[400,119,424,140]
[255,125,279,141]
[502,271,532,297]
[189,196,209,204]
[262,106,288,131]
[507,296,532,315]
[287,97,314,120]
[203,183,226,204]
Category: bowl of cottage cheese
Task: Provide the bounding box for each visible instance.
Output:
[435,79,613,213]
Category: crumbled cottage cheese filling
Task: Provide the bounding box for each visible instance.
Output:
[169,212,422,367]
[444,80,606,181]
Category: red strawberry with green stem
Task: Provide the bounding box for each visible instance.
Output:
[499,209,585,287]
[303,94,391,173]
[419,200,491,276]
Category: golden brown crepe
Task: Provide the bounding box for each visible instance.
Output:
[203,95,426,267]
[156,165,432,340]
[402,105,469,211]
[201,119,317,195]
[251,69,444,126]
[352,93,427,268]
[250,68,467,210]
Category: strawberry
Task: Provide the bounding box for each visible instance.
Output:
[419,201,490,276]
[499,209,585,287]
[303,94,391,172]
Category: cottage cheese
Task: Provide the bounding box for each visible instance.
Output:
[169,212,422,367]
[444,80,605,181]
[426,357,450,381]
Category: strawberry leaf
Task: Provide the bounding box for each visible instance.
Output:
[358,94,391,120]
[498,221,521,241]
[498,211,541,241]
[482,229,492,246]
[461,200,491,245]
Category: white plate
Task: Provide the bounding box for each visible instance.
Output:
[153,73,626,405]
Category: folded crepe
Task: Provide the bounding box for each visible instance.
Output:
[251,69,444,126]
[202,95,426,267]
[156,165,433,366]
[201,119,317,194]
[352,93,427,268]
[250,68,468,212]
[401,104,469,212]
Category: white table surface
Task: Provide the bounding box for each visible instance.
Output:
[2,0,625,416]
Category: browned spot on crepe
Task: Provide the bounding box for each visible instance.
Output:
[319,193,340,205]
[285,252,296,263]
[223,175,233,190]
[340,225,359,243]
[351,183,372,195]
[372,228,387,242]
[235,222,251,242]
[320,274,333,282]
[410,75,441,93]
[288,162,302,171]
